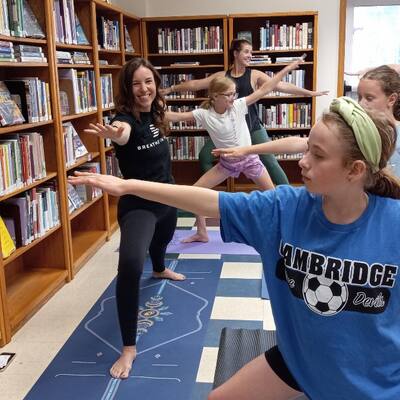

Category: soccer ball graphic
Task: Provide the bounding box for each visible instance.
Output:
[302,274,348,316]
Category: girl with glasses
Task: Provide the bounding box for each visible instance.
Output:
[164,59,301,243]
[162,39,329,189]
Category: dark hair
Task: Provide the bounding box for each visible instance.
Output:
[322,110,400,199]
[229,39,252,65]
[362,65,400,121]
[115,57,168,135]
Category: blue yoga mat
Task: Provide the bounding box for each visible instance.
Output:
[261,272,269,299]
[167,229,258,255]
[26,258,223,400]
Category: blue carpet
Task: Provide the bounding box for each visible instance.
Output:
[26,258,223,400]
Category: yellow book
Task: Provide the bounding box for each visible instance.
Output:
[0,215,16,258]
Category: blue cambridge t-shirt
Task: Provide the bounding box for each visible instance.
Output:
[219,185,400,400]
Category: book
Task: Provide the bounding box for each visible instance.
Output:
[75,13,89,45]
[0,196,29,246]
[22,0,45,39]
[124,25,134,52]
[67,183,84,212]
[0,215,16,257]
[237,31,252,43]
[0,82,25,126]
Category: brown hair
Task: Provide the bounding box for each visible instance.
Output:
[322,111,400,199]
[229,38,252,65]
[115,57,168,135]
[200,76,236,110]
[361,65,400,121]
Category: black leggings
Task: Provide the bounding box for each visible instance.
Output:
[116,206,177,346]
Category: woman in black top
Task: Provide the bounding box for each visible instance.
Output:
[83,58,185,379]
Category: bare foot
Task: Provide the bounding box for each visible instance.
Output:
[180,233,209,243]
[110,346,136,379]
[153,268,186,281]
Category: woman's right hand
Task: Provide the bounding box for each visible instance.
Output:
[84,123,124,140]
[212,147,246,158]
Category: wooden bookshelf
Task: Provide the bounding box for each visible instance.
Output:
[229,12,318,189]
[0,0,141,346]
[141,15,229,190]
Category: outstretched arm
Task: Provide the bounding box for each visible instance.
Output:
[84,122,131,146]
[161,71,224,96]
[212,136,308,158]
[276,81,329,97]
[165,111,195,122]
[246,60,302,106]
[68,172,220,218]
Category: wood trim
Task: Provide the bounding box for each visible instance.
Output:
[337,0,347,96]
[45,0,73,281]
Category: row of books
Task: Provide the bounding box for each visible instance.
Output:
[0,183,59,252]
[0,40,14,62]
[0,42,47,63]
[0,132,46,196]
[97,16,120,50]
[249,55,272,65]
[100,74,115,109]
[264,70,306,94]
[0,78,52,127]
[67,162,102,213]
[167,136,207,160]
[258,102,312,129]
[157,26,223,54]
[63,122,89,167]
[53,0,89,45]
[56,51,91,65]
[260,21,313,51]
[0,0,45,38]
[161,73,196,99]
[167,105,201,130]
[58,69,97,115]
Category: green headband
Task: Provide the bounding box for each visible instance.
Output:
[330,96,382,172]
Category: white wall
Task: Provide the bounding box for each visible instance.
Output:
[112,0,341,117]
[113,0,147,17]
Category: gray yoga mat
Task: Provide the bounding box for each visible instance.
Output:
[213,328,308,399]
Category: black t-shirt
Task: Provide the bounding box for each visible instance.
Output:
[225,68,261,132]
[112,112,174,215]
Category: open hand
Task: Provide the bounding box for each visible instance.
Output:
[314,90,329,96]
[68,171,126,197]
[84,123,124,140]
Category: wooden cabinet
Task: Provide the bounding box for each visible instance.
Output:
[0,0,141,346]
[141,15,230,190]
[229,12,318,188]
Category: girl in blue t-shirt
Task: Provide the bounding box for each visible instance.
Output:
[69,98,400,400]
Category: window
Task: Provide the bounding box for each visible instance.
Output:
[344,3,400,96]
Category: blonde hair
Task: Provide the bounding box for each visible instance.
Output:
[200,76,236,109]
[322,111,400,199]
